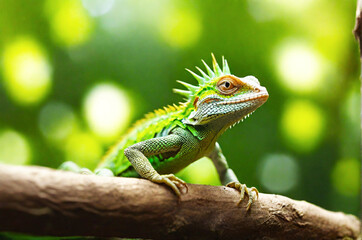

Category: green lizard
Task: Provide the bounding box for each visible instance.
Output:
[61,54,269,210]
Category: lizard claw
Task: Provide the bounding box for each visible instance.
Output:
[226,182,259,211]
[151,174,188,196]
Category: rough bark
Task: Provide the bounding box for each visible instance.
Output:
[0,164,360,240]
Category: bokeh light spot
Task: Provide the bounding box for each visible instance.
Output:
[2,37,52,105]
[158,8,201,48]
[270,0,314,12]
[248,0,314,22]
[0,129,31,165]
[331,158,360,197]
[84,83,132,142]
[81,0,115,17]
[65,132,102,169]
[344,88,360,126]
[177,157,220,185]
[38,102,76,141]
[275,40,325,94]
[281,100,325,152]
[259,154,299,193]
[45,0,93,46]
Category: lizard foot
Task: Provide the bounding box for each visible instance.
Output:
[151,174,188,196]
[226,181,259,211]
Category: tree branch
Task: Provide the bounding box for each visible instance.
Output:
[354,0,362,53]
[0,164,359,239]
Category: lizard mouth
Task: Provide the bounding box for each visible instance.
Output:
[217,92,269,105]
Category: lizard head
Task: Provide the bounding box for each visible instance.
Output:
[174,54,269,127]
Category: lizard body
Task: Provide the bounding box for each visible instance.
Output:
[61,54,269,209]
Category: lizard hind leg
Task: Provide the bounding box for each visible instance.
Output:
[208,143,259,211]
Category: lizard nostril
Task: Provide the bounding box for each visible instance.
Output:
[254,88,260,93]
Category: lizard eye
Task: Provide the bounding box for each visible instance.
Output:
[217,77,238,95]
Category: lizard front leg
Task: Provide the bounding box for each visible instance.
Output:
[208,142,258,210]
[124,134,186,196]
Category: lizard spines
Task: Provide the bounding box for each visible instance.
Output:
[222,56,231,74]
[174,54,232,100]
[173,88,191,98]
[211,53,222,76]
[185,68,204,85]
[195,66,210,80]
[202,59,215,78]
[176,80,198,94]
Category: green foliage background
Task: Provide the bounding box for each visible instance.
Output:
[0,0,359,218]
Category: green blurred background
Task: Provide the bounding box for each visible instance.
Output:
[0,0,359,217]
